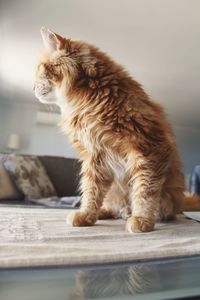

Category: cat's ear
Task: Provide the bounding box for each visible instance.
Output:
[40,27,65,51]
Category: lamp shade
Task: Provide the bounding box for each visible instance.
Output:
[7,134,20,150]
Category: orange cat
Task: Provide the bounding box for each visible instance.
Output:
[34,27,200,232]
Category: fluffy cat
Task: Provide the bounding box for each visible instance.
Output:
[34,27,200,233]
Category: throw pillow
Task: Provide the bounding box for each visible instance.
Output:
[3,155,57,199]
[0,160,22,200]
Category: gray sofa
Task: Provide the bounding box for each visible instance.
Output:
[0,154,81,205]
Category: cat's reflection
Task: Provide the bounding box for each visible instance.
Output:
[68,263,161,299]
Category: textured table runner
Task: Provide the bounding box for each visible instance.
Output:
[0,207,200,268]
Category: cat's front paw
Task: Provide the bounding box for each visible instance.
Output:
[126,216,154,233]
[67,210,97,226]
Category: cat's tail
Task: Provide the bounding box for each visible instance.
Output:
[180,192,200,211]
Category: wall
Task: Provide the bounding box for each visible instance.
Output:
[0,102,36,153]
[1,0,200,128]
[173,125,200,174]
[0,101,76,158]
[29,124,77,158]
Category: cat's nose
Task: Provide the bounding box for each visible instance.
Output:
[36,82,46,91]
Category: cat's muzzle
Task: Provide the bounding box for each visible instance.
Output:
[34,79,52,99]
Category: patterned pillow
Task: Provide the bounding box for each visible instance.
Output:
[3,155,57,199]
[0,160,23,200]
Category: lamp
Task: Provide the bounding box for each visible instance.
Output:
[7,133,20,152]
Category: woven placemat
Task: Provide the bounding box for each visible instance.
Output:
[0,207,200,268]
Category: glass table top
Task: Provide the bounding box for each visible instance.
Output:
[1,256,200,300]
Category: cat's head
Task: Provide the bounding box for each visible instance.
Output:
[34,27,94,106]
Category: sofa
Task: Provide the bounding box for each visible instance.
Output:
[0,154,81,206]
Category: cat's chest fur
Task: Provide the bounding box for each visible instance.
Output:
[60,99,133,182]
[59,100,97,154]
[58,93,130,180]
[75,124,95,153]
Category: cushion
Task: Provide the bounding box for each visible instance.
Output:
[0,160,22,200]
[3,155,57,199]
[39,156,81,197]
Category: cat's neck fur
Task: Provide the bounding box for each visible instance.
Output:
[57,99,68,115]
[55,87,70,115]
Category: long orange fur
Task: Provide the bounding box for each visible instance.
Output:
[34,28,200,232]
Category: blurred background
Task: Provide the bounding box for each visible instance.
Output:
[0,0,200,175]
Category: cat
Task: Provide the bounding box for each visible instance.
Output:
[34,27,200,233]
